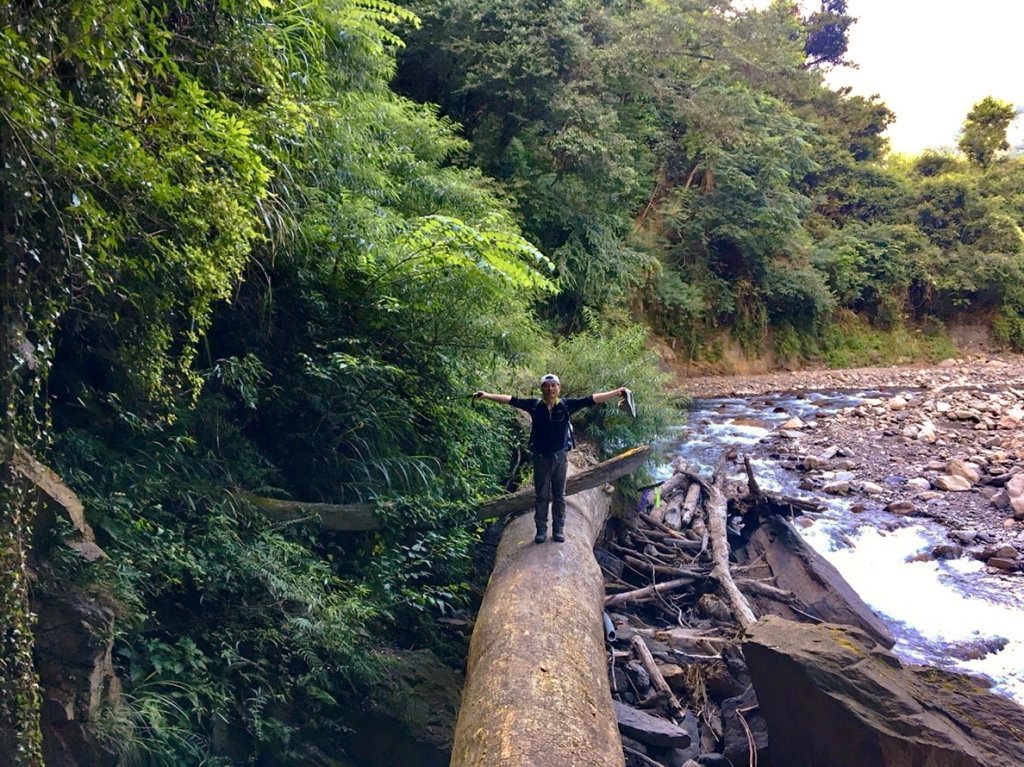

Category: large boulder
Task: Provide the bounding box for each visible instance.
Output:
[736,515,894,648]
[35,590,120,767]
[743,616,1024,767]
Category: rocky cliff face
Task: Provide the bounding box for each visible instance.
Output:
[36,590,120,767]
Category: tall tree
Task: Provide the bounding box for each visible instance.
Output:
[803,0,854,69]
[958,96,1017,168]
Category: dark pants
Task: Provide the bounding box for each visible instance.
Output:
[533,450,568,533]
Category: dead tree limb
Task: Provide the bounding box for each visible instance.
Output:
[706,463,757,630]
[743,455,761,498]
[679,482,701,528]
[604,576,697,608]
[240,445,651,532]
[630,635,684,714]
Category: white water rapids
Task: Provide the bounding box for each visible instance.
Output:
[658,390,1024,705]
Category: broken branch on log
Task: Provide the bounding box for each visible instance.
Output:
[241,445,651,532]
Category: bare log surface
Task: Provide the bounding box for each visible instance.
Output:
[489,446,651,519]
[679,482,701,528]
[240,445,651,531]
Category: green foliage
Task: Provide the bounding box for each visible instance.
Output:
[536,321,679,455]
[820,311,958,368]
[647,268,708,341]
[991,307,1024,351]
[9,0,567,761]
[396,0,658,322]
[10,0,1024,762]
[55,417,386,763]
[958,96,1017,168]
[802,0,854,68]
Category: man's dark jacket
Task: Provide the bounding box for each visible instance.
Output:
[510,396,595,455]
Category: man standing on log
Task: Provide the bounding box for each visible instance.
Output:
[474,375,629,543]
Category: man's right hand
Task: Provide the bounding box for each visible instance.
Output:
[473,391,485,399]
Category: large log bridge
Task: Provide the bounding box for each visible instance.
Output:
[238,446,651,531]
[450,455,634,767]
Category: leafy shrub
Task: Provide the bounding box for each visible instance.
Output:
[820,310,957,367]
[536,323,681,456]
[991,307,1024,351]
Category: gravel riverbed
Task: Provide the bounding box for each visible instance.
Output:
[678,354,1024,565]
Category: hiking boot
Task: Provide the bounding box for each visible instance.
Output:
[552,528,565,543]
[534,530,547,544]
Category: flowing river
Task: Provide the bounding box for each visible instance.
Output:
[658,389,1024,705]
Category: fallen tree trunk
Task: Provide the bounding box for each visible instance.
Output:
[451,459,627,767]
[239,445,651,532]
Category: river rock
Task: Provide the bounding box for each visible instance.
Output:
[951,529,978,544]
[946,458,982,484]
[886,500,917,515]
[859,481,884,495]
[613,701,692,748]
[342,648,462,767]
[986,557,1020,572]
[802,455,827,470]
[981,543,1019,560]
[917,421,937,443]
[906,477,931,491]
[932,475,972,492]
[743,615,1024,767]
[818,445,839,460]
[658,663,686,690]
[781,416,805,429]
[721,686,769,767]
[37,591,121,767]
[930,544,963,560]
[823,481,851,495]
[1007,474,1024,500]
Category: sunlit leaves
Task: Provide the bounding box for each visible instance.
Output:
[397,214,556,293]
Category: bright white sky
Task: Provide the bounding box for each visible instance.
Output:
[823,0,1024,154]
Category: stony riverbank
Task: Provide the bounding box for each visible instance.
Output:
[678,354,1024,571]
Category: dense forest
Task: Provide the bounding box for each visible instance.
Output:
[1,0,1021,764]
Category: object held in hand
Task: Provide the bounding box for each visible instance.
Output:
[618,388,636,418]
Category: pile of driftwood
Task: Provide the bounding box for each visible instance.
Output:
[598,455,824,767]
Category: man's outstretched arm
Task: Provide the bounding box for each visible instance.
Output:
[474,391,513,405]
[592,386,627,405]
